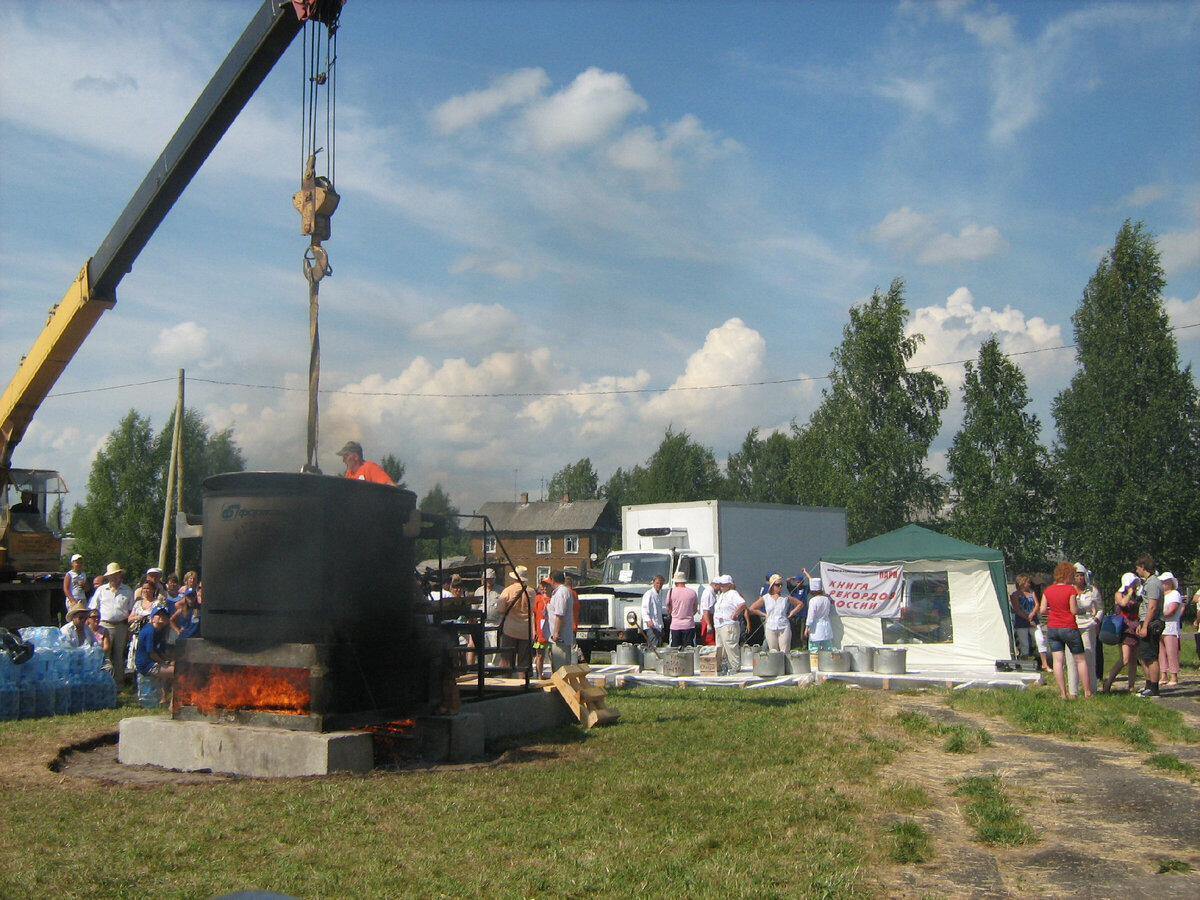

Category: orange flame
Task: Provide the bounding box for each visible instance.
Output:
[174,663,311,715]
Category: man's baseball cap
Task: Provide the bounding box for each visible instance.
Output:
[337,440,363,457]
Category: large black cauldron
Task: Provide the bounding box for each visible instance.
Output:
[200,471,420,647]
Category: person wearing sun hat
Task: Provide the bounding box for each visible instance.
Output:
[88,562,135,688]
[1158,572,1184,689]
[60,601,99,649]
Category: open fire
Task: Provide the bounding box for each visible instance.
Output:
[173,663,311,716]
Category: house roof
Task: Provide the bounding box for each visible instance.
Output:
[821,524,1004,564]
[472,499,617,534]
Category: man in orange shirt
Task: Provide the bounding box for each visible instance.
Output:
[337,440,394,484]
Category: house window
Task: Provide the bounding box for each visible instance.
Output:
[882,571,953,644]
[537,566,551,583]
[536,535,551,554]
[563,534,579,554]
[484,536,497,554]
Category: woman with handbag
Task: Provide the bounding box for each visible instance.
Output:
[1102,573,1142,693]
[1040,561,1092,700]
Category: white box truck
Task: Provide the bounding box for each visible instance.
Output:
[575,500,847,658]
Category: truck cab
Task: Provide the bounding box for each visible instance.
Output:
[0,469,67,628]
[575,526,714,659]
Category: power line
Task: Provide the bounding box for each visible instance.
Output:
[42,321,1200,402]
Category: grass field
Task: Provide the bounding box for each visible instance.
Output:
[2,633,1198,899]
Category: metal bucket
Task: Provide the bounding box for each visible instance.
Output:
[662,650,694,677]
[614,642,642,667]
[752,651,786,678]
[642,647,661,672]
[786,651,811,674]
[817,649,850,672]
[742,645,761,671]
[873,647,908,674]
[844,645,875,672]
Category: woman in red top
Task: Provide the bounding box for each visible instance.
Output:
[1040,561,1091,699]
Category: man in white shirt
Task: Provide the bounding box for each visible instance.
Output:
[89,562,135,687]
[547,569,575,654]
[713,575,749,675]
[640,574,666,649]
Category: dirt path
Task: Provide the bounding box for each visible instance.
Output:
[878,689,1200,899]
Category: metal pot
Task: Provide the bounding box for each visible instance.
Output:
[786,650,811,674]
[844,645,875,672]
[873,647,908,674]
[817,649,850,672]
[614,642,642,667]
[752,651,786,678]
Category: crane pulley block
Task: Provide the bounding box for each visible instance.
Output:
[293,152,340,243]
[292,178,340,242]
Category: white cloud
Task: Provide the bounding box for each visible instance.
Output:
[868,206,935,251]
[916,222,1007,264]
[430,68,549,135]
[522,67,647,152]
[410,303,520,349]
[448,254,528,281]
[642,318,767,428]
[1120,184,1169,208]
[907,286,1064,394]
[869,208,1006,265]
[153,321,213,367]
[873,77,941,116]
[1159,227,1200,274]
[1165,290,1200,340]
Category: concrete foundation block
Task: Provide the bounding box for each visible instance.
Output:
[416,712,485,762]
[474,690,575,741]
[118,717,374,777]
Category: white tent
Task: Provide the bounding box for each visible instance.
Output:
[821,525,1013,668]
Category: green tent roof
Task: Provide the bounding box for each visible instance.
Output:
[822,524,1004,564]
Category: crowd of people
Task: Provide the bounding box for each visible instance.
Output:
[58,553,202,699]
[1009,554,1196,700]
[632,569,832,675]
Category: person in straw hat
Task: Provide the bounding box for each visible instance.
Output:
[89,562,135,688]
[60,601,99,649]
[496,565,533,670]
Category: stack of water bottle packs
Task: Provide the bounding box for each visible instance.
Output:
[0,626,117,719]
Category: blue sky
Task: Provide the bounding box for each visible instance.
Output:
[2,0,1197,515]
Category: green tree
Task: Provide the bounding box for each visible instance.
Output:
[601,465,639,511]
[547,458,600,501]
[726,427,796,503]
[71,408,246,577]
[946,337,1054,571]
[789,278,948,542]
[415,482,469,562]
[378,453,408,490]
[1052,220,1200,588]
[607,427,724,506]
[70,410,164,577]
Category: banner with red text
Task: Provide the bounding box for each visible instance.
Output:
[819,563,905,618]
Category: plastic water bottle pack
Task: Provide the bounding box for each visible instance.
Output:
[0,627,118,720]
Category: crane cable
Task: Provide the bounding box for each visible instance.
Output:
[293,8,340,473]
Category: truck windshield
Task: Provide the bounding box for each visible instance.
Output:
[602,552,672,585]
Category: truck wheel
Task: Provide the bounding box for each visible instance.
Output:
[0,611,35,631]
[576,641,593,663]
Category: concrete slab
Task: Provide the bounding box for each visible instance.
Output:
[467,689,575,740]
[118,717,374,777]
